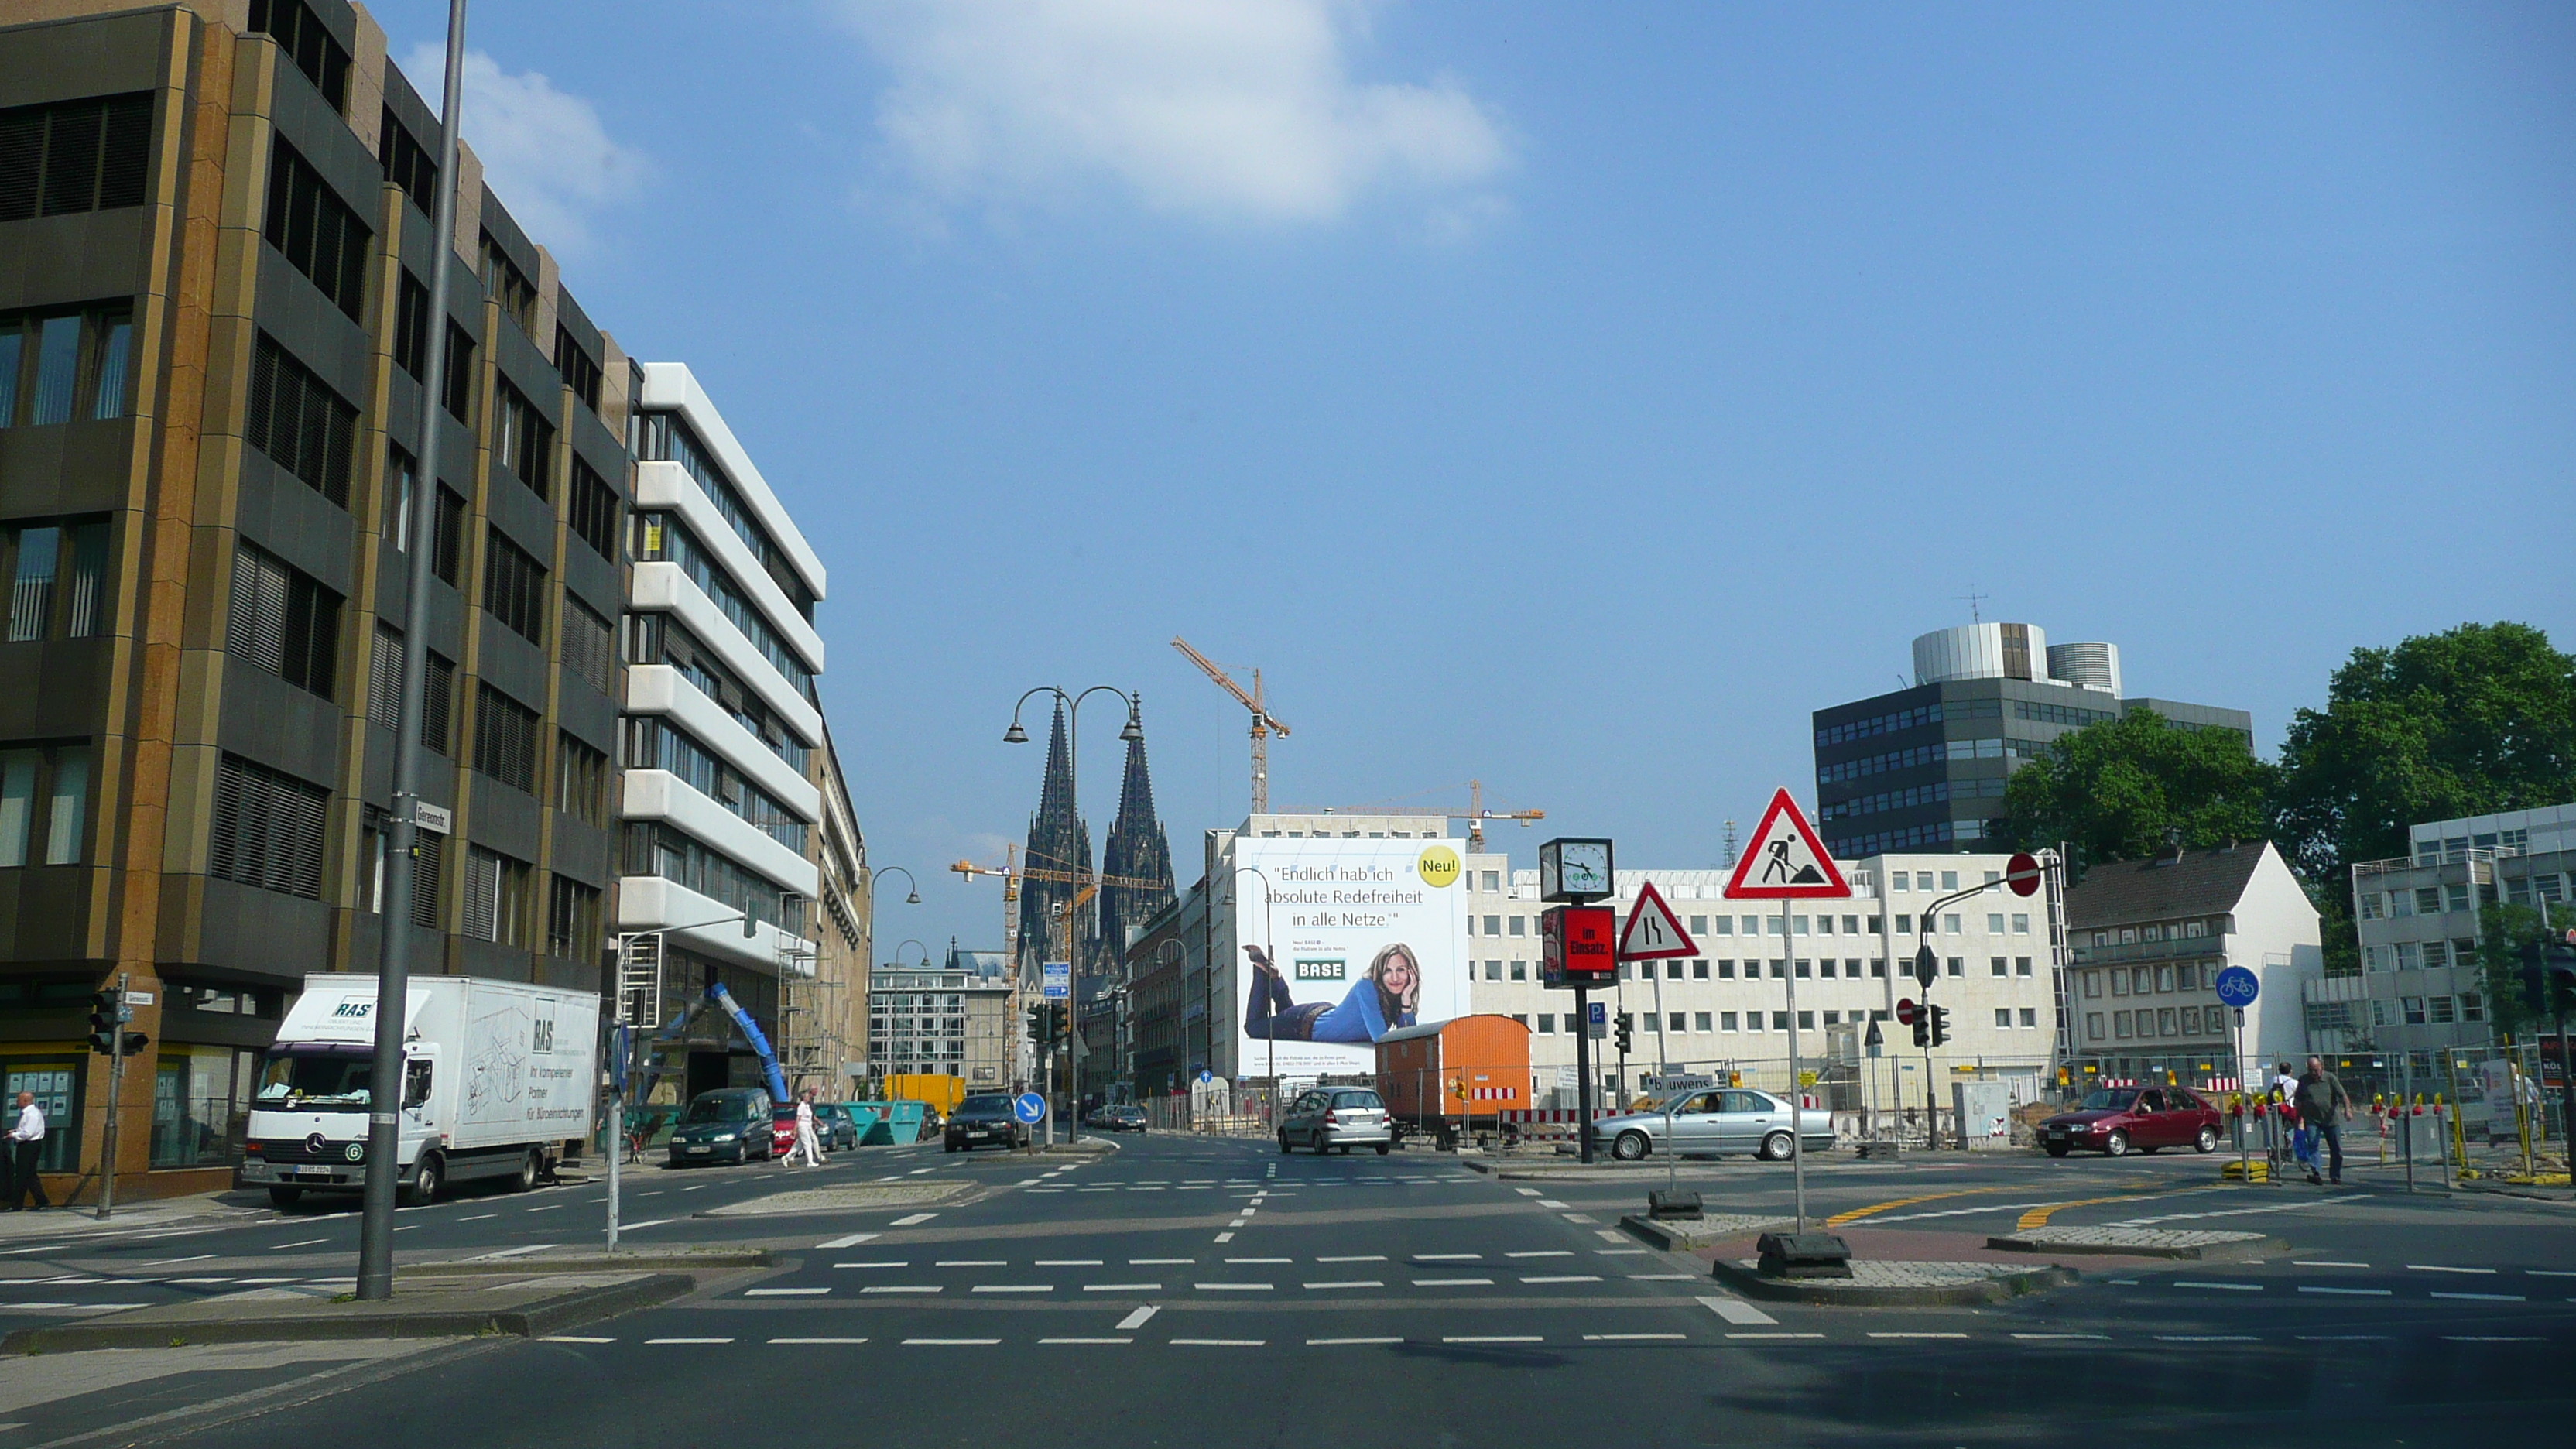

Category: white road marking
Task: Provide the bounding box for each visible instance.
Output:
[1588,1333,1686,1341]
[1084,1283,1161,1292]
[818,1233,879,1249]
[1513,1188,1542,1197]
[770,1338,868,1345]
[2297,1334,2391,1341]
[1535,1200,1571,1209]
[1415,1254,1480,1262]
[2174,1281,2263,1292]
[972,1285,1053,1294]
[1036,1259,1103,1266]
[861,1286,943,1295]
[2408,1264,2496,1275]
[2527,1269,2576,1278]
[937,1260,1005,1267]
[890,1213,939,1227]
[619,1219,673,1231]
[2158,1335,2259,1342]
[2431,1292,2525,1302]
[2012,1333,2109,1340]
[1629,1274,1697,1282]
[1194,1283,1273,1291]
[1444,1335,1541,1344]
[139,1255,215,1266]
[1506,1251,1573,1259]
[746,1288,830,1297]
[1597,1235,1639,1247]
[1317,1255,1385,1263]
[267,1238,329,1250]
[1303,1281,1383,1290]
[1520,1276,1601,1284]
[1213,1232,1235,1243]
[1309,1336,1403,1345]
[2299,1286,2390,1296]
[1116,1305,1160,1331]
[904,1338,1001,1346]
[2446,1335,2543,1342]
[1132,1259,1195,1265]
[526,1204,565,1213]
[1226,1258,1291,1264]
[1171,1338,1265,1347]
[1041,1338,1133,1345]
[1413,1278,1494,1286]
[647,1338,733,1345]
[2294,1261,2369,1268]
[1869,1332,1968,1339]
[1728,1332,1823,1340]
[834,1262,906,1269]
[1699,1296,1779,1326]
[541,1335,615,1343]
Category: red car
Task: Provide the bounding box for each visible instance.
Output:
[2038,1085,2223,1158]
[770,1107,802,1157]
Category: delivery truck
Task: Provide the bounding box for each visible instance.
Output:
[236,974,601,1208]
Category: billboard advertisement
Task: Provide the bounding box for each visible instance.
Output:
[1234,837,1468,1080]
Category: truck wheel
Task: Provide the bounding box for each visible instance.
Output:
[267,1186,304,1210]
[512,1149,541,1193]
[402,1152,444,1206]
[1612,1131,1650,1161]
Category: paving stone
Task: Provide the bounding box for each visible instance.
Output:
[1985,1226,2281,1261]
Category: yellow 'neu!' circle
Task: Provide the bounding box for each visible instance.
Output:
[1416,845,1461,888]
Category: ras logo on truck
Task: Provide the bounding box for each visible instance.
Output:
[331,1001,372,1019]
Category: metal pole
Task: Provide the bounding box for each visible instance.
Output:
[606,1017,628,1252]
[1574,986,1595,1164]
[95,971,128,1221]
[1783,913,1806,1231]
[358,0,468,1304]
[2233,1009,2250,1186]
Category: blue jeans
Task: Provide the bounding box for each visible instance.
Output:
[2317,1122,2344,1182]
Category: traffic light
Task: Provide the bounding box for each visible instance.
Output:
[2519,937,2576,1014]
[1899,999,1927,1047]
[1613,1014,1632,1056]
[1929,1004,1951,1048]
[88,991,118,1054]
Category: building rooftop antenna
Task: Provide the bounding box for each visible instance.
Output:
[1956,587,1989,624]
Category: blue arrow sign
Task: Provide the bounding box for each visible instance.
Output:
[1012,1092,1047,1125]
[2213,965,2259,1009]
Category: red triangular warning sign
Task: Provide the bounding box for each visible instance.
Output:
[1722,788,1852,899]
[1618,879,1697,961]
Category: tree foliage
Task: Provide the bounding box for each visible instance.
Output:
[1996,707,2275,868]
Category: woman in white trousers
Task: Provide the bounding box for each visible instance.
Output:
[785,1088,826,1167]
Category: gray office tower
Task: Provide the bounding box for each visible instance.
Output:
[1812,625,2252,858]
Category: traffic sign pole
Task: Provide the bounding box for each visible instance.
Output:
[1784,915,1804,1231]
[1574,987,1594,1164]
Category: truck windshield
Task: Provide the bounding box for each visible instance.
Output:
[256,1053,372,1111]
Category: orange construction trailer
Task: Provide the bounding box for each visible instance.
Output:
[1376,1016,1532,1148]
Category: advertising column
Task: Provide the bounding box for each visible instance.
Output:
[1233,839,1469,1085]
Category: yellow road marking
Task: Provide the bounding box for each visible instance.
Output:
[1824,1188,2006,1228]
[2016,1184,2229,1231]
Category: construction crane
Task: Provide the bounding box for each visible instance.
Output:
[1171,636,1290,814]
[1458,779,1545,854]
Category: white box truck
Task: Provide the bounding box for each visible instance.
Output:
[236,974,600,1208]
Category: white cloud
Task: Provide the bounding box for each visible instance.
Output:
[838,0,1510,228]
[403,46,650,255]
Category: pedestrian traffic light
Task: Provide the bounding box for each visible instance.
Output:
[1613,1014,1632,1055]
[87,990,120,1054]
[1929,1004,1951,1048]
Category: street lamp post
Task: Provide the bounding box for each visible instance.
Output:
[1004,686,1142,1144]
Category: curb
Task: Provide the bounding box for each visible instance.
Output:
[0,1273,694,1355]
[1708,1258,2077,1307]
[1983,1234,2283,1262]
[1619,1214,1792,1252]
[409,1251,771,1274]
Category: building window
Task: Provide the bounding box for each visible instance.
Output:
[547,875,601,959]
[556,326,603,413]
[1694,1012,1712,1032]
[1509,961,1526,981]
[1995,1009,2012,1029]
[554,731,608,827]
[246,333,356,507]
[262,135,369,323]
[2016,956,2033,977]
[1692,959,1708,979]
[1992,956,2008,977]
[379,107,435,217]
[1947,957,1963,977]
[2400,996,2427,1026]
[2086,1012,2105,1040]
[2459,992,2485,1023]
[0,91,153,221]
[227,540,340,701]
[367,620,402,724]
[2180,1007,2201,1034]
[495,382,554,499]
[4,519,111,641]
[208,752,327,899]
[1535,1013,1553,1034]
[1482,961,1499,981]
[421,650,455,755]
[563,596,614,695]
[2020,1007,2037,1029]
[632,410,816,622]
[2156,1008,2177,1035]
[247,0,351,108]
[441,322,475,424]
[472,682,541,794]
[150,1044,253,1169]
[461,844,532,945]
[2114,1011,2132,1038]
[392,270,430,380]
[0,305,135,427]
[0,743,91,868]
[481,529,548,646]
[2427,995,2456,1026]
[1988,913,2005,933]
[480,232,538,337]
[569,458,619,563]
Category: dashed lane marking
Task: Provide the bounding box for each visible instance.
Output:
[2431,1292,2526,1303]
[1132,1259,1194,1265]
[834,1262,905,1269]
[1304,1281,1384,1290]
[1869,1332,1968,1339]
[1507,1251,1573,1259]
[2299,1287,2390,1296]
[1413,1278,1494,1287]
[1084,1283,1161,1292]
[1310,1337,1403,1345]
[937,1260,1005,1267]
[2012,1333,2109,1340]
[1444,1336,1541,1345]
[2174,1281,2263,1292]
[647,1338,733,1345]
[2295,1261,2369,1268]
[1172,1339,1264,1347]
[2156,1335,2259,1343]
[1520,1276,1601,1284]
[860,1286,942,1295]
[1041,1338,1132,1345]
[818,1233,878,1249]
[1317,1255,1384,1263]
[1213,1232,1235,1244]
[889,1213,939,1228]
[1195,1283,1273,1291]
[1415,1254,1480,1262]
[267,1239,328,1250]
[904,1338,1000,1346]
[770,1338,867,1345]
[541,1336,615,1343]
[1699,1296,1779,1326]
[2408,1264,2497,1274]
[745,1288,829,1297]
[1115,1305,1160,1331]
[1535,1200,1571,1209]
[1728,1332,1823,1340]
[1036,1259,1102,1266]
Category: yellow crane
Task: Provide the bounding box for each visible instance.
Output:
[1458,779,1545,854]
[1171,635,1290,814]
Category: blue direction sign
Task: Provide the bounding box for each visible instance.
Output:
[1042,961,1070,1001]
[1012,1092,1046,1125]
[2213,965,2259,1009]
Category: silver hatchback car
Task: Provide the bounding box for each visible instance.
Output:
[1279,1087,1393,1155]
[1590,1088,1835,1162]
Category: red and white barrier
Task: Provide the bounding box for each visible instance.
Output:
[1500,1108,1623,1124]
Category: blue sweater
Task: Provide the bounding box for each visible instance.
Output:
[1307,978,1412,1044]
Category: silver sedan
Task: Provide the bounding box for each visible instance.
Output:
[1588,1088,1835,1162]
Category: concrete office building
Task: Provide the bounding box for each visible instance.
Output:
[2325,803,2576,1077]
[1813,623,2252,861]
[617,361,827,1101]
[0,1,643,1199]
[2060,841,2320,1091]
[868,947,1013,1091]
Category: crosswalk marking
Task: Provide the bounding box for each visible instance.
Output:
[1698,1295,1778,1326]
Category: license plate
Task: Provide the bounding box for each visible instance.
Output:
[294,1166,332,1177]
[687,1146,711,1154]
[2045,1130,2067,1139]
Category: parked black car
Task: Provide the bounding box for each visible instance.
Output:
[944,1094,1026,1152]
[666,1088,776,1166]
[1086,1105,1149,1133]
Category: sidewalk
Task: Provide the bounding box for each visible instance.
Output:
[0,1187,260,1241]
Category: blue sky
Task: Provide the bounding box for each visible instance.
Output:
[368,2,2574,953]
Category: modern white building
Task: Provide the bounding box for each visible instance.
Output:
[2334,803,2576,1078]
[617,362,827,1094]
[2060,841,2319,1091]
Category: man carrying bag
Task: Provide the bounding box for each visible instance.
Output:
[2293,1057,2355,1186]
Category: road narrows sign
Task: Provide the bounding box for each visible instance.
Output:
[1721,789,1851,900]
[1619,879,1698,961]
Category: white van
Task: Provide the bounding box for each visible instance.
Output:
[236,974,600,1208]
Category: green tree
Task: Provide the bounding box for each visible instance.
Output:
[1995,707,2275,868]
[2273,623,2576,975]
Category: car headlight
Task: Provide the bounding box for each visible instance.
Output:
[713,1132,737,1142]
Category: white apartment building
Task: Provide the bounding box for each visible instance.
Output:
[2061,841,2318,1091]
[617,363,827,1089]
[2334,803,2576,1077]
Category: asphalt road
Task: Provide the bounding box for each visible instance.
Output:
[5,1136,2574,1447]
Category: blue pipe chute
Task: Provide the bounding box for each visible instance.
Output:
[707,983,791,1104]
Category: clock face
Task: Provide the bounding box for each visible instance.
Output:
[1560,842,1610,894]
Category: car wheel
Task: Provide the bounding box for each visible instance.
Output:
[2104,1129,2130,1157]
[1612,1130,1650,1162]
[945,1142,958,1153]
[1759,1132,1793,1163]
[2194,1126,2219,1154]
[513,1149,542,1193]
[2044,1144,2071,1159]
[1375,1143,1390,1156]
[267,1186,305,1210]
[1279,1132,1293,1154]
[1338,1144,1351,1156]
[402,1151,444,1206]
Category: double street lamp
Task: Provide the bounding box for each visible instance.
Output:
[1003,685,1142,1142]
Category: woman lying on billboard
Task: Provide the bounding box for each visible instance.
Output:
[1242,944,1420,1043]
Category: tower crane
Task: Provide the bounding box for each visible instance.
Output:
[1171,636,1289,814]
[1458,779,1546,854]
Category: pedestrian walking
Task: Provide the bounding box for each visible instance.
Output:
[783,1088,825,1168]
[5,1092,47,1211]
[2294,1056,2355,1185]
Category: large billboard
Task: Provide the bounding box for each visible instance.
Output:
[1233,837,1468,1080]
